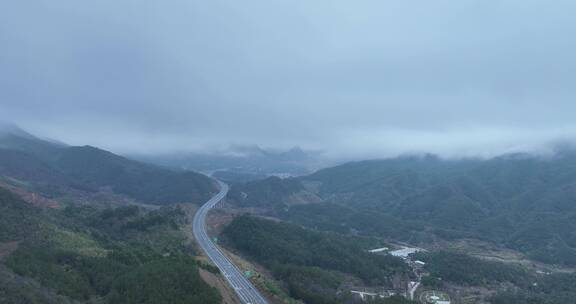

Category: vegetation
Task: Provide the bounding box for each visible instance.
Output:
[490,272,576,304]
[0,129,223,302]
[0,187,42,242]
[7,242,221,303]
[233,152,576,266]
[53,146,216,204]
[228,176,305,210]
[283,203,422,240]
[368,296,417,304]
[413,251,531,287]
[0,187,221,304]
[408,250,576,304]
[0,266,77,304]
[0,129,216,205]
[108,256,221,304]
[223,215,409,304]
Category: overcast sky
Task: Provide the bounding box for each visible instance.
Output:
[1,0,575,159]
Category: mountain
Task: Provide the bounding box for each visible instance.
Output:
[131,145,329,183]
[52,146,216,204]
[0,183,222,304]
[0,125,223,303]
[0,125,216,205]
[0,122,65,162]
[229,151,576,266]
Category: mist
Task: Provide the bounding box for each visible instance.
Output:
[1,0,576,160]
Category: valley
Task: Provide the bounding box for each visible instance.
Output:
[3,1,574,303]
[222,154,576,303]
[2,126,576,304]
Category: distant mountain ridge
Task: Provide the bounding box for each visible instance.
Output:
[0,124,216,205]
[131,144,329,183]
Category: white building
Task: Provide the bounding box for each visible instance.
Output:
[389,247,422,258]
[368,247,389,253]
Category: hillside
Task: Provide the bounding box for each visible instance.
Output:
[0,126,216,205]
[0,123,65,162]
[230,152,576,266]
[410,250,576,303]
[53,146,215,204]
[0,126,225,303]
[222,215,412,304]
[0,185,222,304]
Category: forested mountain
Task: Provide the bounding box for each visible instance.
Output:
[0,126,223,303]
[0,186,221,304]
[52,146,215,204]
[0,123,65,162]
[230,151,576,266]
[0,126,216,205]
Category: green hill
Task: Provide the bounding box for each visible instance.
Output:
[0,126,216,205]
[222,215,410,304]
[0,185,221,304]
[0,123,65,162]
[53,146,215,204]
[231,152,576,266]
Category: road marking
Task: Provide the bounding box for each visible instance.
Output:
[193,180,268,304]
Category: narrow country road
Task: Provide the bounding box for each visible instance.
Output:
[193,180,269,304]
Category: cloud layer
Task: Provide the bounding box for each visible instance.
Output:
[1,0,575,159]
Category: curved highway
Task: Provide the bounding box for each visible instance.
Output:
[193,180,269,304]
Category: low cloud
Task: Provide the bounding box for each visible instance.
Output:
[1,0,575,160]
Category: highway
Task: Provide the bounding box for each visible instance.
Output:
[193,180,269,304]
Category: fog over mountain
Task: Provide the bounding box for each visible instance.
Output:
[1,0,576,159]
